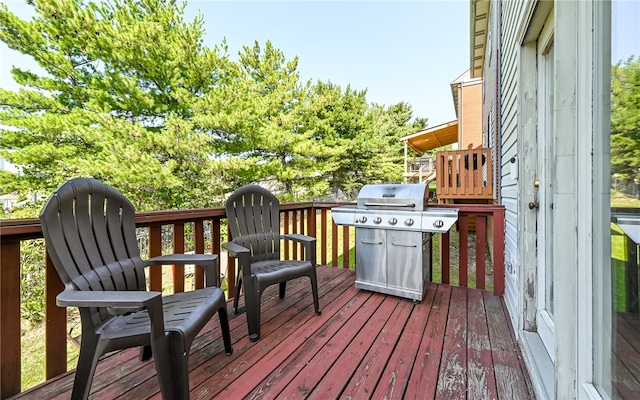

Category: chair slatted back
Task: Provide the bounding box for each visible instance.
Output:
[226,185,281,263]
[40,178,147,326]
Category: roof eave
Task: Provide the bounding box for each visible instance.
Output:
[470,0,490,79]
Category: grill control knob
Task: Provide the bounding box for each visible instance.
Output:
[359,216,367,223]
[388,217,397,225]
[404,218,414,226]
[433,219,445,229]
[373,217,382,224]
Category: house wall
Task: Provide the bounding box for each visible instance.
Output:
[458,82,483,149]
[485,0,607,399]
[497,0,523,334]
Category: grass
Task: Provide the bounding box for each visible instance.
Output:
[21,311,80,391]
[612,189,640,208]
[320,212,356,269]
[612,223,627,311]
[610,190,640,312]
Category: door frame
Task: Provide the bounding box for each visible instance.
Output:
[535,12,556,362]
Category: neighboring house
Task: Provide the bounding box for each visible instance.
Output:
[400,69,492,204]
[473,0,638,399]
[0,194,18,212]
[450,69,483,150]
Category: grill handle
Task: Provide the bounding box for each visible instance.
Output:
[391,243,418,248]
[363,202,416,208]
[360,240,383,245]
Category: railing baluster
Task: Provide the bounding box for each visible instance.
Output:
[320,209,328,266]
[459,215,469,287]
[299,209,306,258]
[342,225,350,269]
[149,224,163,292]
[173,223,185,294]
[194,220,205,289]
[332,218,339,267]
[441,232,451,284]
[226,223,236,299]
[283,211,290,260]
[476,215,488,289]
[211,218,221,289]
[292,210,298,259]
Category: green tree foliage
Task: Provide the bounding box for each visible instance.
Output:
[1,0,425,213]
[1,0,427,329]
[0,0,233,209]
[611,55,640,180]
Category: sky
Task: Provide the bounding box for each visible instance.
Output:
[612,1,640,63]
[0,0,471,127]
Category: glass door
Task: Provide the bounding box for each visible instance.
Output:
[598,1,640,398]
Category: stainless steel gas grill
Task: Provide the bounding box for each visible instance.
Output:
[331,183,458,301]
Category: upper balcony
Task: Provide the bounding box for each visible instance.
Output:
[436,148,494,202]
[0,201,523,399]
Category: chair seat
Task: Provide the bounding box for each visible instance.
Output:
[163,288,227,348]
[251,260,314,287]
[98,287,226,345]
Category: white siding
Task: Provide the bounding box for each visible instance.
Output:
[499,0,525,332]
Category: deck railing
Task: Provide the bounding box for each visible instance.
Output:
[436,148,494,200]
[403,157,437,184]
[0,202,504,398]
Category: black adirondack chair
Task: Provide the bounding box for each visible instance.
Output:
[39,178,232,400]
[223,184,321,341]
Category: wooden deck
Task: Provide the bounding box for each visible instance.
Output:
[614,312,640,398]
[13,266,533,400]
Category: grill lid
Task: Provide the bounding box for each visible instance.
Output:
[357,183,428,211]
[331,183,458,233]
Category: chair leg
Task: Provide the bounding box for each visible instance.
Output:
[310,271,321,315]
[71,336,107,400]
[243,278,261,341]
[279,282,286,299]
[233,276,243,314]
[218,306,233,355]
[140,345,152,361]
[164,332,186,400]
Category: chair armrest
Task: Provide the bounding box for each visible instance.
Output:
[282,234,317,264]
[56,290,162,315]
[57,290,167,339]
[222,241,250,257]
[282,233,316,245]
[146,254,219,288]
[222,241,252,278]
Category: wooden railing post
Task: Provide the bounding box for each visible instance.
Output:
[493,207,505,295]
[0,239,21,398]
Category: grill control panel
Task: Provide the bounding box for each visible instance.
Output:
[331,205,459,233]
[336,209,458,233]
